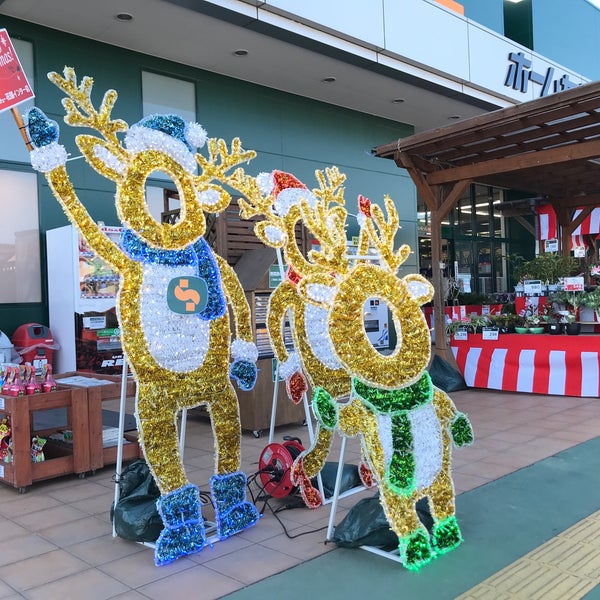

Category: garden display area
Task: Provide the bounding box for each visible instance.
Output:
[443,255,600,397]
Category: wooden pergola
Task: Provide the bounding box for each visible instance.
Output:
[374,80,600,359]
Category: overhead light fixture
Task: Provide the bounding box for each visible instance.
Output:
[391,98,405,104]
[321,77,336,83]
[448,115,461,120]
[233,49,248,57]
[115,13,134,21]
[504,0,525,3]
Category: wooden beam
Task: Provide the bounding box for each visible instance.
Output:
[375,81,600,157]
[438,179,472,221]
[430,210,447,356]
[562,205,594,236]
[397,152,438,212]
[514,215,536,237]
[425,139,600,185]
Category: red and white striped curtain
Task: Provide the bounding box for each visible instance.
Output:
[572,207,600,236]
[536,205,557,240]
[536,205,600,249]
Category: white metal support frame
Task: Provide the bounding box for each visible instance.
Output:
[112,360,188,538]
[267,248,369,519]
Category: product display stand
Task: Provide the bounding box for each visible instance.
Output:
[0,386,89,492]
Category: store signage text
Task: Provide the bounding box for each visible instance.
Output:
[0,29,34,112]
[504,52,578,98]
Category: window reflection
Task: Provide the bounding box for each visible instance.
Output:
[0,170,41,303]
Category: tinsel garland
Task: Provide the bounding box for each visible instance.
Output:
[311,387,338,430]
[25,72,262,568]
[210,472,260,539]
[353,372,433,414]
[451,413,474,447]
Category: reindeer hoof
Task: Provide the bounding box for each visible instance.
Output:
[431,516,463,555]
[154,484,206,566]
[210,471,260,539]
[399,527,433,571]
[155,522,206,566]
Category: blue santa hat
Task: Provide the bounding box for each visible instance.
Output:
[125,114,207,173]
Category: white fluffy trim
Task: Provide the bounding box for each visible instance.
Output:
[256,171,274,196]
[125,126,197,173]
[306,283,337,304]
[231,339,258,362]
[278,351,302,379]
[30,142,68,173]
[274,188,317,217]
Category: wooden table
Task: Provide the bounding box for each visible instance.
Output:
[0,387,89,492]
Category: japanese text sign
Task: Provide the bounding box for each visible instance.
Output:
[0,29,34,113]
[563,276,584,292]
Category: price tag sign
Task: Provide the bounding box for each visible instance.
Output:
[563,276,584,292]
[482,327,499,340]
[524,279,542,295]
[453,329,468,341]
[545,239,559,252]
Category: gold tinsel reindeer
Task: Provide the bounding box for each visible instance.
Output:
[239,167,474,571]
[24,68,263,565]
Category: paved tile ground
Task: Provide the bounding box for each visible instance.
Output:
[0,387,598,599]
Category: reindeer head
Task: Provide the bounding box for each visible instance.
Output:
[241,167,435,389]
[46,68,257,250]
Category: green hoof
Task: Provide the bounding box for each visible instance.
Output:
[398,527,433,571]
[432,516,463,555]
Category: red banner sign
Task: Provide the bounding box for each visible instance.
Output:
[0,29,34,113]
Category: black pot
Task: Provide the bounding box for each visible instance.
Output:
[548,323,563,335]
[565,322,581,335]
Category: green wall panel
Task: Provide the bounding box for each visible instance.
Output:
[0,15,416,335]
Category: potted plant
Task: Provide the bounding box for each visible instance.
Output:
[549,290,586,318]
[525,314,544,334]
[445,317,471,339]
[542,302,564,335]
[468,314,491,334]
[488,314,508,333]
[516,254,579,290]
[581,287,600,322]
[514,314,529,334]
[564,312,581,335]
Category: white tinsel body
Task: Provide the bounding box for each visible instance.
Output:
[139,263,211,372]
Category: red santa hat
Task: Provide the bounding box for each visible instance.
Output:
[257,170,317,216]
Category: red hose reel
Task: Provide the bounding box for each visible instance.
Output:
[258,437,304,498]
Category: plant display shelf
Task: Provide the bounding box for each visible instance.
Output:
[55,371,141,472]
[0,386,89,493]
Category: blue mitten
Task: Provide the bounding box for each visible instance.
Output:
[25,107,67,171]
[229,359,257,391]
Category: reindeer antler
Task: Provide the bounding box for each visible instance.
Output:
[357,195,410,273]
[195,138,257,189]
[49,67,128,153]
